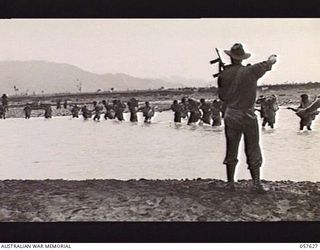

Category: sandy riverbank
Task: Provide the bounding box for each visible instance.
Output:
[0,179,319,222]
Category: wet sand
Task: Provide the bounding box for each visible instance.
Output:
[0,179,319,221]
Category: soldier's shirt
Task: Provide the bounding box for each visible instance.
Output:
[218,61,273,110]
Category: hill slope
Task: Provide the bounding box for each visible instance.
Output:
[0,61,182,94]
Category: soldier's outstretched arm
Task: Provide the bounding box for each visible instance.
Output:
[248,54,277,79]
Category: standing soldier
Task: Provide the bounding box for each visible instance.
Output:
[262,95,279,129]
[217,43,277,193]
[256,95,267,120]
[71,104,80,118]
[0,105,6,119]
[93,103,103,121]
[211,99,222,126]
[44,105,52,118]
[81,105,91,120]
[102,100,110,120]
[180,97,189,119]
[63,100,68,109]
[297,94,318,130]
[296,95,320,118]
[288,94,319,131]
[256,95,278,129]
[139,101,155,123]
[1,94,8,111]
[171,100,182,123]
[56,99,62,109]
[93,101,98,108]
[23,103,32,119]
[103,100,115,120]
[114,100,126,121]
[187,98,201,125]
[127,98,139,122]
[112,100,119,119]
[199,98,212,125]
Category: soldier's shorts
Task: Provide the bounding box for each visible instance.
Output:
[223,107,262,169]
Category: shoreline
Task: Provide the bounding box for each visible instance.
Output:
[0,179,319,222]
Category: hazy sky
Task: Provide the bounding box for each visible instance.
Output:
[0,18,319,85]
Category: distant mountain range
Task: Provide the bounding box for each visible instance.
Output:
[0,61,210,95]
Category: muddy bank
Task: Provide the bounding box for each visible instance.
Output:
[0,179,319,221]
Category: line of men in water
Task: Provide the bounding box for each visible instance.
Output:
[19,98,157,123]
[26,97,224,126]
[170,97,223,126]
[255,93,320,131]
[76,99,156,123]
[18,95,276,128]
[1,92,319,130]
[172,94,319,130]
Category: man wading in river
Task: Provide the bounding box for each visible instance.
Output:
[287,94,319,131]
[217,43,277,193]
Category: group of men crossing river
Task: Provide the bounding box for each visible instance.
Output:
[71,99,156,123]
[170,97,222,126]
[1,91,318,131]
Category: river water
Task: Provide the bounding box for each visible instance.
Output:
[0,107,319,181]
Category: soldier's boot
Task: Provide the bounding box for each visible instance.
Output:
[226,164,236,192]
[249,167,268,194]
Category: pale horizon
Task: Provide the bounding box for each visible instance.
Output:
[1,18,319,86]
